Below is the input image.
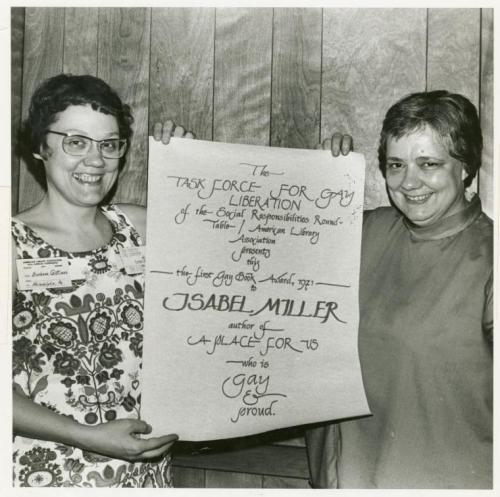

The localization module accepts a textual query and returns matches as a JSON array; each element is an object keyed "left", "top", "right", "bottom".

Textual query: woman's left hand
[
  {"left": 153, "top": 120, "right": 195, "bottom": 144},
  {"left": 317, "top": 132, "right": 353, "bottom": 157}
]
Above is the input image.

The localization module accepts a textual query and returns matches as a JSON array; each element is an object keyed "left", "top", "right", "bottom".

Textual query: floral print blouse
[{"left": 12, "top": 204, "right": 172, "bottom": 487}]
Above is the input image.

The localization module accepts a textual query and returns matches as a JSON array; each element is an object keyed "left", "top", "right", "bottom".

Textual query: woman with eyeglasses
[{"left": 11, "top": 74, "right": 192, "bottom": 487}]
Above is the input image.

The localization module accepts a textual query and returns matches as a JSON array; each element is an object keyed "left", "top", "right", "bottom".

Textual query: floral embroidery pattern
[
  {"left": 88, "top": 310, "right": 113, "bottom": 339},
  {"left": 48, "top": 320, "right": 77, "bottom": 348},
  {"left": 18, "top": 447, "right": 64, "bottom": 487},
  {"left": 88, "top": 254, "right": 111, "bottom": 274},
  {"left": 12, "top": 205, "right": 172, "bottom": 488},
  {"left": 120, "top": 301, "right": 143, "bottom": 330},
  {"left": 13, "top": 305, "right": 35, "bottom": 332}
]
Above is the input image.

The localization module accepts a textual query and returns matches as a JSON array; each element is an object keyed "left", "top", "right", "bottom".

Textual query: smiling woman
[
  {"left": 15, "top": 75, "right": 137, "bottom": 251},
  {"left": 384, "top": 126, "right": 467, "bottom": 227},
  {"left": 307, "top": 91, "right": 493, "bottom": 489},
  {"left": 36, "top": 106, "right": 122, "bottom": 209},
  {"left": 11, "top": 74, "right": 193, "bottom": 488},
  {"left": 379, "top": 91, "right": 482, "bottom": 229}
]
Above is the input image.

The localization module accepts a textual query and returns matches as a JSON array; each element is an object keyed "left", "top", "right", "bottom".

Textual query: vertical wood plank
[
  {"left": 98, "top": 7, "right": 151, "bottom": 206},
  {"left": 63, "top": 8, "right": 98, "bottom": 75},
  {"left": 172, "top": 466, "right": 206, "bottom": 487},
  {"left": 271, "top": 8, "right": 322, "bottom": 149},
  {"left": 427, "top": 9, "right": 480, "bottom": 104},
  {"left": 214, "top": 8, "right": 273, "bottom": 145},
  {"left": 205, "top": 470, "right": 262, "bottom": 488},
  {"left": 427, "top": 9, "right": 481, "bottom": 195},
  {"left": 11, "top": 7, "right": 25, "bottom": 215},
  {"left": 322, "top": 8, "right": 427, "bottom": 209},
  {"left": 19, "top": 8, "right": 65, "bottom": 212},
  {"left": 21, "top": 8, "right": 65, "bottom": 114},
  {"left": 479, "top": 8, "right": 493, "bottom": 218},
  {"left": 150, "top": 8, "right": 214, "bottom": 140}
]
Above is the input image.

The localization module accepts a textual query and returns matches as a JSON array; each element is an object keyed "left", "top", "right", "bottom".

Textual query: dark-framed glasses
[{"left": 47, "top": 130, "right": 128, "bottom": 159}]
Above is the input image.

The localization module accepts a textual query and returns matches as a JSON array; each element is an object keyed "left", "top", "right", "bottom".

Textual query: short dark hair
[
  {"left": 19, "top": 73, "right": 134, "bottom": 160},
  {"left": 378, "top": 90, "right": 482, "bottom": 188}
]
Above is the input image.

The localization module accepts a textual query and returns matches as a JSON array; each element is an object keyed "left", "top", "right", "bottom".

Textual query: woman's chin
[
  {"left": 63, "top": 183, "right": 113, "bottom": 206},
  {"left": 398, "top": 204, "right": 439, "bottom": 227}
]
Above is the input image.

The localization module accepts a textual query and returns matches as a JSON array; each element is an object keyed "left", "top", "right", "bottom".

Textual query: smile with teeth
[
  {"left": 404, "top": 192, "right": 433, "bottom": 203},
  {"left": 73, "top": 172, "right": 103, "bottom": 184}
]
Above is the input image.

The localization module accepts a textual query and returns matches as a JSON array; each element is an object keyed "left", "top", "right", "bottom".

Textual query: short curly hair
[
  {"left": 378, "top": 90, "right": 482, "bottom": 188},
  {"left": 19, "top": 73, "right": 134, "bottom": 161}
]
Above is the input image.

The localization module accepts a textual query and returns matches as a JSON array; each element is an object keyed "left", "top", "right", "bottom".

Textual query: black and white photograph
[{"left": 4, "top": 2, "right": 496, "bottom": 493}]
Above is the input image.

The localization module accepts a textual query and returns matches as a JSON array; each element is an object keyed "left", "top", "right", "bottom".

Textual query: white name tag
[
  {"left": 119, "top": 246, "right": 145, "bottom": 275},
  {"left": 17, "top": 258, "right": 72, "bottom": 290}
]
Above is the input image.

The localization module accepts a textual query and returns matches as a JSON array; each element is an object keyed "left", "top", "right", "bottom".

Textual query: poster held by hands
[{"left": 141, "top": 138, "right": 370, "bottom": 441}]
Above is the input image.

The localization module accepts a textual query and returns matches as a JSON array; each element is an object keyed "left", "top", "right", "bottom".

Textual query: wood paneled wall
[
  {"left": 9, "top": 7, "right": 495, "bottom": 488},
  {"left": 11, "top": 7, "right": 494, "bottom": 217}
]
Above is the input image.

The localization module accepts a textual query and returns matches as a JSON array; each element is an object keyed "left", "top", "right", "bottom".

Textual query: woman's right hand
[
  {"left": 317, "top": 132, "right": 353, "bottom": 157},
  {"left": 13, "top": 390, "right": 177, "bottom": 463},
  {"left": 81, "top": 419, "right": 178, "bottom": 462}
]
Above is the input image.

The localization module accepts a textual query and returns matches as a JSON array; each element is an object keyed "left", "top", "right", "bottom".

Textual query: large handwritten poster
[{"left": 141, "top": 138, "right": 370, "bottom": 440}]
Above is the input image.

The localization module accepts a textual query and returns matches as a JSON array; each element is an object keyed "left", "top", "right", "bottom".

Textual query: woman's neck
[
  {"left": 18, "top": 195, "right": 113, "bottom": 253},
  {"left": 46, "top": 194, "right": 100, "bottom": 224}
]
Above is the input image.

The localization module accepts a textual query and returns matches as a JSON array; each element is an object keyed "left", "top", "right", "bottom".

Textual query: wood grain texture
[
  {"left": 172, "top": 466, "right": 206, "bottom": 488},
  {"left": 479, "top": 8, "right": 494, "bottom": 218},
  {"left": 427, "top": 9, "right": 480, "bottom": 104},
  {"left": 322, "top": 8, "right": 427, "bottom": 209},
  {"left": 19, "top": 8, "right": 65, "bottom": 212},
  {"left": 11, "top": 7, "right": 25, "bottom": 215},
  {"left": 427, "top": 9, "right": 481, "bottom": 195},
  {"left": 98, "top": 7, "right": 151, "bottom": 206},
  {"left": 263, "top": 475, "right": 309, "bottom": 488},
  {"left": 150, "top": 8, "right": 214, "bottom": 140},
  {"left": 173, "top": 444, "right": 309, "bottom": 478},
  {"left": 271, "top": 8, "right": 322, "bottom": 149},
  {"left": 205, "top": 470, "right": 262, "bottom": 488},
  {"left": 214, "top": 8, "right": 273, "bottom": 145},
  {"left": 63, "top": 8, "right": 98, "bottom": 75}
]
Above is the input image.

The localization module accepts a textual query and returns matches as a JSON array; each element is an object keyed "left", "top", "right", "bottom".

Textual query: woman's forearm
[
  {"left": 13, "top": 390, "right": 89, "bottom": 449},
  {"left": 13, "top": 390, "right": 178, "bottom": 461}
]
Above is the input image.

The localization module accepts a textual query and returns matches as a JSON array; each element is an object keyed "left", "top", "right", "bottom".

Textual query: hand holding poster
[{"left": 141, "top": 138, "right": 370, "bottom": 440}]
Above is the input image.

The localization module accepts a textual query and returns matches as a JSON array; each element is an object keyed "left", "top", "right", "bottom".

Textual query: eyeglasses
[{"left": 47, "top": 130, "right": 128, "bottom": 159}]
